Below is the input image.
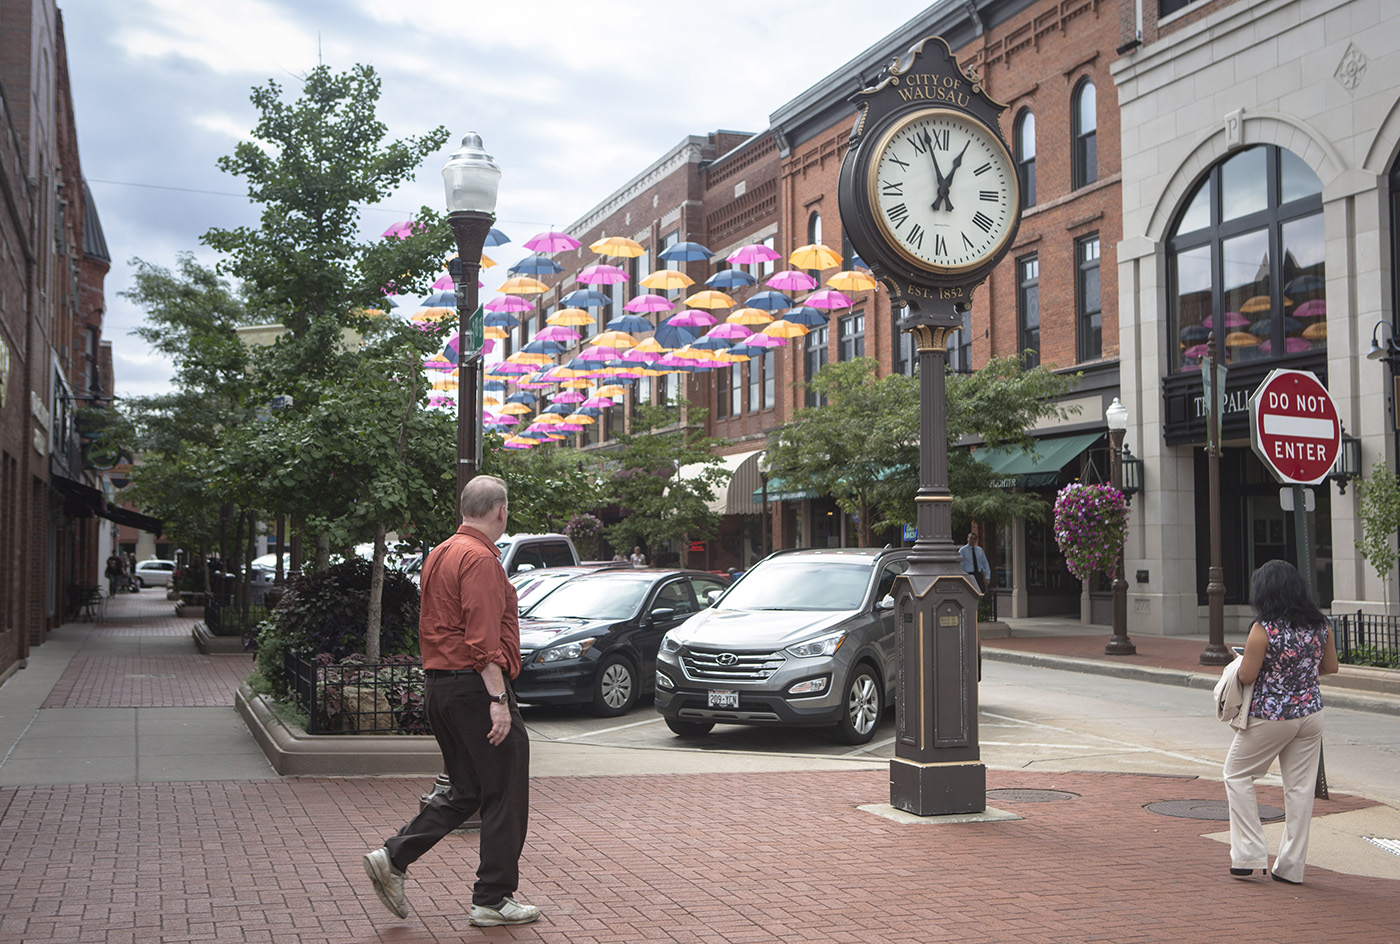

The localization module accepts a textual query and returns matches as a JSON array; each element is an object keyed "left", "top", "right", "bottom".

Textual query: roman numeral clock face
[{"left": 867, "top": 108, "right": 1018, "bottom": 275}]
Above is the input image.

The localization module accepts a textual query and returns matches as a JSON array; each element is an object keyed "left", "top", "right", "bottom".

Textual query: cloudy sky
[{"left": 62, "top": 0, "right": 933, "bottom": 397}]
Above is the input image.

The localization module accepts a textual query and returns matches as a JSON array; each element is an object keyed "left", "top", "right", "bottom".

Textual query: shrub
[{"left": 247, "top": 557, "right": 420, "bottom": 698}]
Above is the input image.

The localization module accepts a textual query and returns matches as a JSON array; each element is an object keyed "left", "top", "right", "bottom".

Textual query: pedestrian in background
[
  {"left": 362, "top": 475, "right": 539, "bottom": 927},
  {"left": 958, "top": 532, "right": 991, "bottom": 594},
  {"left": 629, "top": 546, "right": 646, "bottom": 568},
  {"left": 1223, "top": 559, "right": 1338, "bottom": 884},
  {"left": 105, "top": 553, "right": 125, "bottom": 596}
]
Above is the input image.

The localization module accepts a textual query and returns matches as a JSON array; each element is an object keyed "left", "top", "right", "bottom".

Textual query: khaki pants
[{"left": 1223, "top": 710, "right": 1324, "bottom": 882}]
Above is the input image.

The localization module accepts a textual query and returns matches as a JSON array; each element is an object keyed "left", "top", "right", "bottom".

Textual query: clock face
[{"left": 866, "top": 108, "right": 1019, "bottom": 274}]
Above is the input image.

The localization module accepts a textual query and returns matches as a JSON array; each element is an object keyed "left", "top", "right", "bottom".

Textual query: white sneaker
[
  {"left": 469, "top": 896, "right": 541, "bottom": 926},
  {"left": 362, "top": 848, "right": 408, "bottom": 919}
]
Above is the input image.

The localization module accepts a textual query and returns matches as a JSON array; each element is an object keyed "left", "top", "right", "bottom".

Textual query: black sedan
[{"left": 513, "top": 568, "right": 731, "bottom": 717}]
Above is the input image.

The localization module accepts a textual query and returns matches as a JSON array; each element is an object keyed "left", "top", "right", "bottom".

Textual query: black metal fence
[
  {"left": 284, "top": 653, "right": 431, "bottom": 735},
  {"left": 1328, "top": 611, "right": 1400, "bottom": 668},
  {"left": 204, "top": 594, "right": 273, "bottom": 637}
]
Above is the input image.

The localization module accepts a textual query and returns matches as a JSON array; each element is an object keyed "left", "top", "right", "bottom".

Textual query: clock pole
[{"left": 836, "top": 36, "right": 1019, "bottom": 816}]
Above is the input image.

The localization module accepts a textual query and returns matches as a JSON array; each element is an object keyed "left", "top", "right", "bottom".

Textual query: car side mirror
[
  {"left": 514, "top": 563, "right": 535, "bottom": 573},
  {"left": 703, "top": 589, "right": 723, "bottom": 605},
  {"left": 876, "top": 595, "right": 895, "bottom": 612},
  {"left": 648, "top": 607, "right": 677, "bottom": 625}
]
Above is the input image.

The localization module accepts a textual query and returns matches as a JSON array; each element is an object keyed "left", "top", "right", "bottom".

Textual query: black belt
[{"left": 425, "top": 668, "right": 478, "bottom": 678}]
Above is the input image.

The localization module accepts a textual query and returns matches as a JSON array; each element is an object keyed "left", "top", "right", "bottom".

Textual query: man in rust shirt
[{"left": 363, "top": 475, "right": 539, "bottom": 928}]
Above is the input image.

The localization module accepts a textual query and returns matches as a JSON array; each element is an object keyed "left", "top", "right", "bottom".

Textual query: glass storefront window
[
  {"left": 1171, "top": 245, "right": 1213, "bottom": 373},
  {"left": 1281, "top": 214, "right": 1326, "bottom": 355},
  {"left": 1220, "top": 147, "right": 1268, "bottom": 222},
  {"left": 1222, "top": 228, "right": 1270, "bottom": 364}
]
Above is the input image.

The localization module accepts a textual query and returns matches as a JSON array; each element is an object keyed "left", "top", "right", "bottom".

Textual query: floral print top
[{"left": 1248, "top": 619, "right": 1328, "bottom": 720}]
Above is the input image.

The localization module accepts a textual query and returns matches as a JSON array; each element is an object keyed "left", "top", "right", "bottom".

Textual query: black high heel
[
  {"left": 1230, "top": 868, "right": 1254, "bottom": 878},
  {"left": 1272, "top": 873, "right": 1301, "bottom": 885}
]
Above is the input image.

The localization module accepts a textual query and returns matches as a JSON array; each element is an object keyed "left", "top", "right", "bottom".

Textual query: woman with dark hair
[{"left": 1223, "top": 559, "right": 1338, "bottom": 884}]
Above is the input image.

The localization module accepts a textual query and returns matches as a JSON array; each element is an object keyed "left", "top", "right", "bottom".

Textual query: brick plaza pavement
[{"left": 0, "top": 591, "right": 1395, "bottom": 943}]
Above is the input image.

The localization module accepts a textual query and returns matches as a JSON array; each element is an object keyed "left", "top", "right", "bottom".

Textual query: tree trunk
[
  {"left": 316, "top": 533, "right": 330, "bottom": 571},
  {"left": 366, "top": 523, "right": 386, "bottom": 662}
]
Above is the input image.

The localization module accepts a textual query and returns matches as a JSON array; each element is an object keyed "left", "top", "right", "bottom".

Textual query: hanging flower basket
[{"left": 1053, "top": 483, "right": 1129, "bottom": 581}]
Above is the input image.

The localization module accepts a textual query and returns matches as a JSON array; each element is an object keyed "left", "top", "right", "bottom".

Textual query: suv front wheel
[
  {"left": 831, "top": 665, "right": 883, "bottom": 745},
  {"left": 665, "top": 718, "right": 714, "bottom": 738}
]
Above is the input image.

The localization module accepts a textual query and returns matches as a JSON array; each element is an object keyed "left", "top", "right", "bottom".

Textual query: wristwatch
[{"left": 488, "top": 690, "right": 509, "bottom": 704}]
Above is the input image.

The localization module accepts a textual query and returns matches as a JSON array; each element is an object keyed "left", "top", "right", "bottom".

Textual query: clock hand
[
  {"left": 925, "top": 132, "right": 946, "bottom": 196},
  {"left": 935, "top": 141, "right": 972, "bottom": 212}
]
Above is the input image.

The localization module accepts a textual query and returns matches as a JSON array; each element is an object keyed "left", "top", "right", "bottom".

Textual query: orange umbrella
[
  {"left": 1225, "top": 331, "right": 1260, "bottom": 347},
  {"left": 728, "top": 307, "right": 774, "bottom": 325},
  {"left": 789, "top": 243, "right": 843, "bottom": 270},
  {"left": 589, "top": 236, "right": 645, "bottom": 258},
  {"left": 631, "top": 337, "right": 668, "bottom": 355},
  {"left": 595, "top": 384, "right": 627, "bottom": 397},
  {"left": 497, "top": 276, "right": 548, "bottom": 294},
  {"left": 548, "top": 308, "right": 595, "bottom": 326},
  {"left": 482, "top": 326, "right": 508, "bottom": 340},
  {"left": 640, "top": 269, "right": 694, "bottom": 290},
  {"left": 762, "top": 320, "right": 809, "bottom": 338},
  {"left": 565, "top": 413, "right": 596, "bottom": 425},
  {"left": 686, "top": 289, "right": 736, "bottom": 310},
  {"left": 826, "top": 269, "right": 876, "bottom": 292},
  {"left": 409, "top": 306, "right": 455, "bottom": 323},
  {"left": 498, "top": 402, "right": 533, "bottom": 415},
  {"left": 508, "top": 351, "right": 554, "bottom": 365},
  {"left": 1302, "top": 322, "right": 1327, "bottom": 340},
  {"left": 590, "top": 330, "right": 638, "bottom": 348}
]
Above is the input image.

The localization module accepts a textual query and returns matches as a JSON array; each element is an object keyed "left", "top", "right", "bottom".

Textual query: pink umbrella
[
  {"left": 524, "top": 231, "right": 581, "bottom": 253},
  {"left": 728, "top": 242, "right": 782, "bottom": 266},
  {"left": 1294, "top": 299, "right": 1326, "bottom": 318},
  {"left": 431, "top": 273, "right": 455, "bottom": 290},
  {"left": 1258, "top": 337, "right": 1312, "bottom": 354},
  {"left": 670, "top": 309, "right": 717, "bottom": 327},
  {"left": 428, "top": 395, "right": 454, "bottom": 408},
  {"left": 743, "top": 332, "right": 787, "bottom": 348},
  {"left": 1202, "top": 312, "right": 1249, "bottom": 329},
  {"left": 551, "top": 390, "right": 587, "bottom": 404},
  {"left": 707, "top": 322, "right": 753, "bottom": 340},
  {"left": 578, "top": 263, "right": 629, "bottom": 285},
  {"left": 534, "top": 325, "right": 580, "bottom": 343},
  {"left": 580, "top": 396, "right": 615, "bottom": 409},
  {"left": 767, "top": 270, "right": 818, "bottom": 292},
  {"left": 625, "top": 293, "right": 673, "bottom": 313},
  {"left": 805, "top": 289, "right": 853, "bottom": 310},
  {"left": 486, "top": 295, "right": 533, "bottom": 313},
  {"left": 577, "top": 345, "right": 624, "bottom": 362},
  {"left": 1182, "top": 343, "right": 1210, "bottom": 359},
  {"left": 381, "top": 221, "right": 423, "bottom": 240},
  {"left": 493, "top": 360, "right": 538, "bottom": 374},
  {"left": 424, "top": 355, "right": 455, "bottom": 371}
]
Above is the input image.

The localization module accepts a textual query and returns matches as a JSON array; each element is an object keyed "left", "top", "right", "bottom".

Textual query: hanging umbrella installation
[
  {"left": 524, "top": 231, "right": 581, "bottom": 253},
  {"left": 727, "top": 242, "right": 782, "bottom": 266},
  {"left": 548, "top": 308, "right": 596, "bottom": 326},
  {"left": 789, "top": 243, "right": 843, "bottom": 270},
  {"left": 826, "top": 270, "right": 877, "bottom": 292},
  {"left": 589, "top": 236, "right": 645, "bottom": 258},
  {"left": 669, "top": 309, "right": 718, "bottom": 327},
  {"left": 498, "top": 276, "right": 549, "bottom": 295},
  {"left": 779, "top": 306, "right": 828, "bottom": 327},
  {"left": 508, "top": 254, "right": 565, "bottom": 276},
  {"left": 484, "top": 228, "right": 511, "bottom": 247},
  {"left": 746, "top": 290, "right": 795, "bottom": 311},
  {"left": 766, "top": 270, "right": 818, "bottom": 292},
  {"left": 805, "top": 289, "right": 853, "bottom": 310},
  {"left": 657, "top": 241, "right": 713, "bottom": 263},
  {"left": 603, "top": 314, "right": 656, "bottom": 334},
  {"left": 728, "top": 307, "right": 774, "bottom": 325},
  {"left": 578, "top": 264, "right": 629, "bottom": 285},
  {"left": 624, "top": 293, "right": 673, "bottom": 313},
  {"left": 685, "top": 290, "right": 735, "bottom": 310},
  {"left": 706, "top": 269, "right": 757, "bottom": 289},
  {"left": 485, "top": 295, "right": 532, "bottom": 313},
  {"left": 560, "top": 288, "right": 612, "bottom": 308},
  {"left": 640, "top": 269, "right": 695, "bottom": 291}
]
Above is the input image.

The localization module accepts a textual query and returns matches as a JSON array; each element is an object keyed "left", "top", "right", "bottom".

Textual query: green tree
[
  {"left": 766, "top": 357, "right": 1079, "bottom": 546},
  {"left": 482, "top": 440, "right": 604, "bottom": 536},
  {"left": 601, "top": 403, "right": 729, "bottom": 565},
  {"left": 1356, "top": 461, "right": 1400, "bottom": 601}
]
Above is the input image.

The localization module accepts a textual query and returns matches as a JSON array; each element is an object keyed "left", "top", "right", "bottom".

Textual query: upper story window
[
  {"left": 807, "top": 212, "right": 822, "bottom": 246},
  {"left": 838, "top": 312, "right": 865, "bottom": 361},
  {"left": 1015, "top": 109, "right": 1036, "bottom": 209},
  {"left": 1167, "top": 145, "right": 1325, "bottom": 375},
  {"left": 1072, "top": 79, "right": 1097, "bottom": 189},
  {"left": 1077, "top": 234, "right": 1102, "bottom": 361},
  {"left": 1160, "top": 0, "right": 1202, "bottom": 15},
  {"left": 1018, "top": 255, "right": 1040, "bottom": 369},
  {"left": 805, "top": 324, "right": 829, "bottom": 406}
]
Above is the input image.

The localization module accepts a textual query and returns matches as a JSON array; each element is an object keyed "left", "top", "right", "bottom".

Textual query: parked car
[
  {"left": 511, "top": 562, "right": 631, "bottom": 616},
  {"left": 133, "top": 559, "right": 177, "bottom": 588},
  {"left": 654, "top": 547, "right": 910, "bottom": 745},
  {"left": 495, "top": 533, "right": 579, "bottom": 575},
  {"left": 514, "top": 568, "right": 731, "bottom": 717}
]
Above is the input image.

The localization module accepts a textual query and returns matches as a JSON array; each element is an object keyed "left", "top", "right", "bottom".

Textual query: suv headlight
[
  {"left": 659, "top": 632, "right": 682, "bottom": 654},
  {"left": 537, "top": 637, "right": 595, "bottom": 663},
  {"left": 786, "top": 632, "right": 845, "bottom": 658}
]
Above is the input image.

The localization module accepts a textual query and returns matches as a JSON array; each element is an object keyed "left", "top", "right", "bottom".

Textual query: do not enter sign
[{"left": 1248, "top": 369, "right": 1340, "bottom": 485}]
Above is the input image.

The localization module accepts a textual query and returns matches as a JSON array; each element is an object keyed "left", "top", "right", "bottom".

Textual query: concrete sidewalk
[{"left": 0, "top": 591, "right": 1396, "bottom": 944}]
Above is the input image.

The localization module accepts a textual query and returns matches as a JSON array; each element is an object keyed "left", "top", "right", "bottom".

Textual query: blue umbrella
[
  {"left": 603, "top": 314, "right": 656, "bottom": 334},
  {"left": 508, "top": 254, "right": 564, "bottom": 276},
  {"left": 483, "top": 380, "right": 507, "bottom": 392},
  {"left": 484, "top": 227, "right": 511, "bottom": 248},
  {"left": 747, "top": 290, "right": 795, "bottom": 311},
  {"left": 653, "top": 315, "right": 701, "bottom": 349},
  {"left": 483, "top": 311, "right": 521, "bottom": 328},
  {"left": 691, "top": 334, "right": 733, "bottom": 350},
  {"left": 779, "top": 306, "right": 828, "bottom": 327},
  {"left": 725, "top": 344, "right": 759, "bottom": 360},
  {"left": 505, "top": 392, "right": 536, "bottom": 405},
  {"left": 522, "top": 339, "right": 565, "bottom": 355},
  {"left": 657, "top": 241, "right": 713, "bottom": 263},
  {"left": 706, "top": 269, "right": 757, "bottom": 289},
  {"left": 560, "top": 288, "right": 611, "bottom": 308},
  {"left": 422, "top": 290, "right": 458, "bottom": 307},
  {"left": 542, "top": 403, "right": 574, "bottom": 415}
]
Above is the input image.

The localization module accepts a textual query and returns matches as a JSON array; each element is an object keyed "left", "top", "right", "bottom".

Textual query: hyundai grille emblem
[{"left": 716, "top": 653, "right": 739, "bottom": 665}]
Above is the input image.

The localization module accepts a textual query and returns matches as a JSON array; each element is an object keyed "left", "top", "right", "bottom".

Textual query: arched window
[
  {"left": 1014, "top": 109, "right": 1036, "bottom": 208},
  {"left": 807, "top": 211, "right": 822, "bottom": 247},
  {"left": 1072, "top": 79, "right": 1097, "bottom": 189},
  {"left": 1166, "top": 145, "right": 1324, "bottom": 375}
]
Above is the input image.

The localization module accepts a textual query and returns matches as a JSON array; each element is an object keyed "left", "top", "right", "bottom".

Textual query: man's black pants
[{"left": 383, "top": 673, "right": 530, "bottom": 906}]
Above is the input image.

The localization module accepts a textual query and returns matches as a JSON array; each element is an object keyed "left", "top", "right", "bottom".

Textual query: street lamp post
[
  {"left": 441, "top": 133, "right": 501, "bottom": 502},
  {"left": 1200, "top": 341, "right": 1232, "bottom": 666},
  {"left": 1104, "top": 397, "right": 1136, "bottom": 656}
]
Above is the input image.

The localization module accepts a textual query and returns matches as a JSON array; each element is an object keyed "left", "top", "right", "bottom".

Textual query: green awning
[
  {"left": 752, "top": 476, "right": 818, "bottom": 503},
  {"left": 970, "top": 432, "right": 1103, "bottom": 489}
]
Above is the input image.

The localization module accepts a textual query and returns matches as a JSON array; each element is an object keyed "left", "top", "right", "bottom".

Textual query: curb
[
  {"left": 192, "top": 623, "right": 246, "bottom": 655},
  {"left": 981, "top": 648, "right": 1400, "bottom": 716},
  {"left": 235, "top": 684, "right": 443, "bottom": 776}
]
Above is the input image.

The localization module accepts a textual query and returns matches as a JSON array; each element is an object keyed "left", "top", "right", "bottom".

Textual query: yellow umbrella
[
  {"left": 498, "top": 402, "right": 534, "bottom": 415},
  {"left": 565, "top": 412, "right": 596, "bottom": 425},
  {"left": 482, "top": 395, "right": 502, "bottom": 406},
  {"left": 480, "top": 252, "right": 496, "bottom": 269},
  {"left": 548, "top": 308, "right": 595, "bottom": 326},
  {"left": 826, "top": 269, "right": 877, "bottom": 292},
  {"left": 686, "top": 289, "right": 736, "bottom": 310},
  {"left": 631, "top": 337, "right": 668, "bottom": 355},
  {"left": 563, "top": 378, "right": 592, "bottom": 388},
  {"left": 789, "top": 243, "right": 843, "bottom": 270},
  {"left": 589, "top": 236, "right": 645, "bottom": 258},
  {"left": 595, "top": 384, "right": 627, "bottom": 397},
  {"left": 483, "top": 326, "right": 508, "bottom": 340},
  {"left": 508, "top": 351, "right": 555, "bottom": 365},
  {"left": 497, "top": 276, "right": 548, "bottom": 294},
  {"left": 532, "top": 413, "right": 566, "bottom": 426},
  {"left": 410, "top": 306, "right": 455, "bottom": 322},
  {"left": 728, "top": 307, "right": 774, "bottom": 325},
  {"left": 504, "top": 435, "right": 536, "bottom": 447},
  {"left": 763, "top": 320, "right": 809, "bottom": 338},
  {"left": 711, "top": 350, "right": 749, "bottom": 364},
  {"left": 1225, "top": 331, "right": 1260, "bottom": 347},
  {"left": 641, "top": 269, "right": 695, "bottom": 290},
  {"left": 429, "top": 377, "right": 458, "bottom": 392},
  {"left": 590, "top": 330, "right": 638, "bottom": 348},
  {"left": 1302, "top": 322, "right": 1327, "bottom": 340}
]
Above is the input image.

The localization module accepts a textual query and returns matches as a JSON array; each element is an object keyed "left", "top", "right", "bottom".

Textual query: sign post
[{"left": 1248, "top": 369, "right": 1341, "bottom": 600}]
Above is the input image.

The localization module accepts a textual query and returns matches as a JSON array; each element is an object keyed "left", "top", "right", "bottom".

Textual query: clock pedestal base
[{"left": 891, "top": 758, "right": 986, "bottom": 816}]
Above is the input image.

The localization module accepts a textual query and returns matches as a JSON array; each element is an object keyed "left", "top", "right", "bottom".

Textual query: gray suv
[{"left": 654, "top": 547, "right": 909, "bottom": 745}]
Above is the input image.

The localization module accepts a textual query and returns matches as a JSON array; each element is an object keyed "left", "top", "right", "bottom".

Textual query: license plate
[{"left": 707, "top": 690, "right": 739, "bottom": 708}]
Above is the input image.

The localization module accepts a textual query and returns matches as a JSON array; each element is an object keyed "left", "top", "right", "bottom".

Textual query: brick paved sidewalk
[{"left": 0, "top": 769, "right": 1391, "bottom": 944}]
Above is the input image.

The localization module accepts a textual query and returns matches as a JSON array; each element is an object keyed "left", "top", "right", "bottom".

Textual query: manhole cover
[
  {"left": 1364, "top": 837, "right": 1400, "bottom": 858},
  {"left": 986, "top": 789, "right": 1078, "bottom": 803},
  {"left": 1145, "top": 799, "right": 1283, "bottom": 822}
]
